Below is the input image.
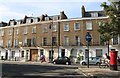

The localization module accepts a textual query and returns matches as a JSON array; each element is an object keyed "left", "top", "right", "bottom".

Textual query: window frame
[
  {"left": 63, "top": 23, "right": 69, "bottom": 31},
  {"left": 74, "top": 22, "right": 80, "bottom": 30},
  {"left": 86, "top": 21, "right": 92, "bottom": 30},
  {"left": 32, "top": 26, "right": 36, "bottom": 33}
]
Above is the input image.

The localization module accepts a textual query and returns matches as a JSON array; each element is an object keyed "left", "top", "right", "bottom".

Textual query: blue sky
[{"left": 0, "top": 0, "right": 109, "bottom": 22}]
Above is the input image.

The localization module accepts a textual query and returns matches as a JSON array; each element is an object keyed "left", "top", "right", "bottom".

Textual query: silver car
[{"left": 80, "top": 57, "right": 101, "bottom": 65}]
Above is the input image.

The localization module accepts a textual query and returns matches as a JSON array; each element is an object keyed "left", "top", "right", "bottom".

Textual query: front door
[
  {"left": 30, "top": 49, "right": 38, "bottom": 61},
  {"left": 49, "top": 50, "right": 54, "bottom": 62}
]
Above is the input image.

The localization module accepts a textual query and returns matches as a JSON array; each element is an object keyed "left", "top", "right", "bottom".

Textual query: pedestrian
[{"left": 40, "top": 55, "right": 46, "bottom": 63}]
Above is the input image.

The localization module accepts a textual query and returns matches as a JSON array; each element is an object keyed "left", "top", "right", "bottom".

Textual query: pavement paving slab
[{"left": 79, "top": 66, "right": 120, "bottom": 78}]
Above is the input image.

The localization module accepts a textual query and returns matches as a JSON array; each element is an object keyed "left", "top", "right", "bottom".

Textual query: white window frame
[
  {"left": 74, "top": 22, "right": 80, "bottom": 30},
  {"left": 24, "top": 27, "right": 28, "bottom": 34},
  {"left": 52, "top": 24, "right": 57, "bottom": 32},
  {"left": 8, "top": 29, "right": 12, "bottom": 35},
  {"left": 14, "top": 39, "right": 18, "bottom": 47},
  {"left": 16, "top": 28, "right": 19, "bottom": 35},
  {"left": 0, "top": 40, "right": 3, "bottom": 46},
  {"left": 43, "top": 26, "right": 48, "bottom": 33},
  {"left": 64, "top": 36, "right": 69, "bottom": 45},
  {"left": 75, "top": 36, "right": 80, "bottom": 45},
  {"left": 17, "top": 21, "right": 21, "bottom": 25},
  {"left": 86, "top": 21, "right": 92, "bottom": 30},
  {"left": 31, "top": 37, "right": 36, "bottom": 46},
  {"left": 33, "top": 18, "right": 38, "bottom": 23},
  {"left": 91, "top": 13, "right": 98, "bottom": 17},
  {"left": 32, "top": 26, "right": 36, "bottom": 33},
  {"left": 45, "top": 17, "right": 49, "bottom": 21},
  {"left": 64, "top": 23, "right": 69, "bottom": 31},
  {"left": 8, "top": 39, "right": 11, "bottom": 47},
  {"left": 26, "top": 19, "right": 31, "bottom": 24},
  {"left": 10, "top": 21, "right": 14, "bottom": 26},
  {"left": 1, "top": 30, "right": 4, "bottom": 36},
  {"left": 23, "top": 37, "right": 27, "bottom": 46}
]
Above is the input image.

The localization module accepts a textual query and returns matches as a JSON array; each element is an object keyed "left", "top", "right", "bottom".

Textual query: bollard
[{"left": 110, "top": 49, "right": 118, "bottom": 70}]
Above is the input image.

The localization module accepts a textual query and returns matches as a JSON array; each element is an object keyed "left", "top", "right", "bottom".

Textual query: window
[
  {"left": 113, "top": 35, "right": 118, "bottom": 45},
  {"left": 43, "top": 37, "right": 47, "bottom": 46},
  {"left": 0, "top": 40, "right": 3, "bottom": 47},
  {"left": 1, "top": 30, "right": 4, "bottom": 36},
  {"left": 17, "top": 21, "right": 21, "bottom": 25},
  {"left": 96, "top": 49, "right": 102, "bottom": 57},
  {"left": 52, "top": 24, "right": 57, "bottom": 32},
  {"left": 63, "top": 36, "right": 69, "bottom": 46},
  {"left": 10, "top": 21, "right": 14, "bottom": 26},
  {"left": 33, "top": 18, "right": 38, "bottom": 23},
  {"left": 64, "top": 23, "right": 69, "bottom": 31},
  {"left": 91, "top": 13, "right": 98, "bottom": 17},
  {"left": 22, "top": 51, "right": 24, "bottom": 57},
  {"left": 11, "top": 51, "right": 15, "bottom": 58},
  {"left": 86, "top": 22, "right": 92, "bottom": 30},
  {"left": 31, "top": 37, "right": 36, "bottom": 46},
  {"left": 74, "top": 22, "right": 80, "bottom": 30},
  {"left": 75, "top": 36, "right": 80, "bottom": 45},
  {"left": 8, "top": 29, "right": 12, "bottom": 35},
  {"left": 52, "top": 37, "right": 57, "bottom": 46},
  {"left": 23, "top": 37, "right": 27, "bottom": 46},
  {"left": 16, "top": 28, "right": 19, "bottom": 35},
  {"left": 45, "top": 17, "right": 49, "bottom": 21},
  {"left": 32, "top": 26, "right": 36, "bottom": 33},
  {"left": 27, "top": 39, "right": 31, "bottom": 47},
  {"left": 40, "top": 49, "right": 44, "bottom": 56},
  {"left": 43, "top": 27, "right": 48, "bottom": 33},
  {"left": 14, "top": 39, "right": 18, "bottom": 47},
  {"left": 26, "top": 19, "right": 31, "bottom": 24},
  {"left": 8, "top": 39, "right": 11, "bottom": 47},
  {"left": 24, "top": 27, "right": 28, "bottom": 34}
]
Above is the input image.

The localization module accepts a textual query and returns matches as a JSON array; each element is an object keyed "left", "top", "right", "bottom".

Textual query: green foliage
[{"left": 98, "top": 1, "right": 120, "bottom": 43}]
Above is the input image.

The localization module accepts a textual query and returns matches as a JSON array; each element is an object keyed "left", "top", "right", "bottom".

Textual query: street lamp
[
  {"left": 58, "top": 22, "right": 60, "bottom": 58},
  {"left": 85, "top": 32, "right": 92, "bottom": 68},
  {"left": 49, "top": 22, "right": 54, "bottom": 62}
]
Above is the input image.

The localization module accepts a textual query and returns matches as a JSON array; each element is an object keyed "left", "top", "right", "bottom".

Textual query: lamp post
[
  {"left": 85, "top": 32, "right": 92, "bottom": 68},
  {"left": 49, "top": 22, "right": 54, "bottom": 62},
  {"left": 58, "top": 22, "right": 60, "bottom": 58}
]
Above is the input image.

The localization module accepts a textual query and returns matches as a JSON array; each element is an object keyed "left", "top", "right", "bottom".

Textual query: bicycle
[{"left": 99, "top": 59, "right": 110, "bottom": 68}]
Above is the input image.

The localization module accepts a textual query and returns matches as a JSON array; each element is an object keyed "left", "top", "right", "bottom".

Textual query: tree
[{"left": 98, "top": 1, "right": 120, "bottom": 55}]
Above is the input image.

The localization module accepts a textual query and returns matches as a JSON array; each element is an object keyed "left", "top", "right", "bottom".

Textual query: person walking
[{"left": 40, "top": 55, "right": 46, "bottom": 63}]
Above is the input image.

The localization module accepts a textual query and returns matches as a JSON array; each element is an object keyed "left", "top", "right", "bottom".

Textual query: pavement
[
  {"left": 1, "top": 61, "right": 120, "bottom": 78},
  {"left": 79, "top": 65, "right": 120, "bottom": 78}
]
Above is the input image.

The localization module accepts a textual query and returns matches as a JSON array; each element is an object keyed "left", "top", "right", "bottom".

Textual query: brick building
[{"left": 0, "top": 6, "right": 119, "bottom": 63}]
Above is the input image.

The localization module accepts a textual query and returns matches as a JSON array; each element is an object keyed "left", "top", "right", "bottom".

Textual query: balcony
[
  {"left": 41, "top": 43, "right": 57, "bottom": 46},
  {"left": 61, "top": 42, "right": 84, "bottom": 46}
]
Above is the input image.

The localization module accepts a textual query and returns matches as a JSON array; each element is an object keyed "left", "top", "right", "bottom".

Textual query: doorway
[
  {"left": 30, "top": 49, "right": 38, "bottom": 61},
  {"left": 49, "top": 50, "right": 54, "bottom": 62}
]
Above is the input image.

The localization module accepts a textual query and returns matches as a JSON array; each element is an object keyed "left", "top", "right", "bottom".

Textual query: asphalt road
[{"left": 0, "top": 61, "right": 86, "bottom": 78}]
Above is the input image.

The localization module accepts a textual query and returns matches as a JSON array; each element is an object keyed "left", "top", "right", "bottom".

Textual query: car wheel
[
  {"left": 53, "top": 61, "right": 56, "bottom": 64},
  {"left": 66, "top": 62, "right": 69, "bottom": 65},
  {"left": 96, "top": 62, "right": 100, "bottom": 66},
  {"left": 82, "top": 62, "right": 86, "bottom": 65}
]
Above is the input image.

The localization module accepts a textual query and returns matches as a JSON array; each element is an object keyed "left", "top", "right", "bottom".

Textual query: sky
[{"left": 0, "top": 0, "right": 110, "bottom": 22}]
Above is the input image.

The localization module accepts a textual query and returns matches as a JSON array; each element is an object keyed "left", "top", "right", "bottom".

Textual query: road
[{"left": 0, "top": 61, "right": 86, "bottom": 78}]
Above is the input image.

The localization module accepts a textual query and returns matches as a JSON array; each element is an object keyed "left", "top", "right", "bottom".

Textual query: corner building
[{"left": 0, "top": 6, "right": 120, "bottom": 63}]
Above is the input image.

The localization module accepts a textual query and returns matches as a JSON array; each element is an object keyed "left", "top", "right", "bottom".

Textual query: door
[
  {"left": 49, "top": 50, "right": 54, "bottom": 62},
  {"left": 30, "top": 49, "right": 38, "bottom": 61},
  {"left": 5, "top": 52, "right": 8, "bottom": 60},
  {"left": 61, "top": 49, "right": 65, "bottom": 57}
]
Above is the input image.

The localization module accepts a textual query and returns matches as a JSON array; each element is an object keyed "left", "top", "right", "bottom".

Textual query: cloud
[{"left": 0, "top": 4, "right": 25, "bottom": 22}]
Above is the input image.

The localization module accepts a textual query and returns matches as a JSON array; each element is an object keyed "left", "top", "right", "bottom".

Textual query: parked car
[
  {"left": 52, "top": 57, "right": 71, "bottom": 65},
  {"left": 80, "top": 57, "right": 101, "bottom": 65}
]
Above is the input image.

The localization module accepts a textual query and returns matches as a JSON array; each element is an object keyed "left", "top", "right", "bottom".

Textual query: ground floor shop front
[{"left": 0, "top": 45, "right": 120, "bottom": 63}]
